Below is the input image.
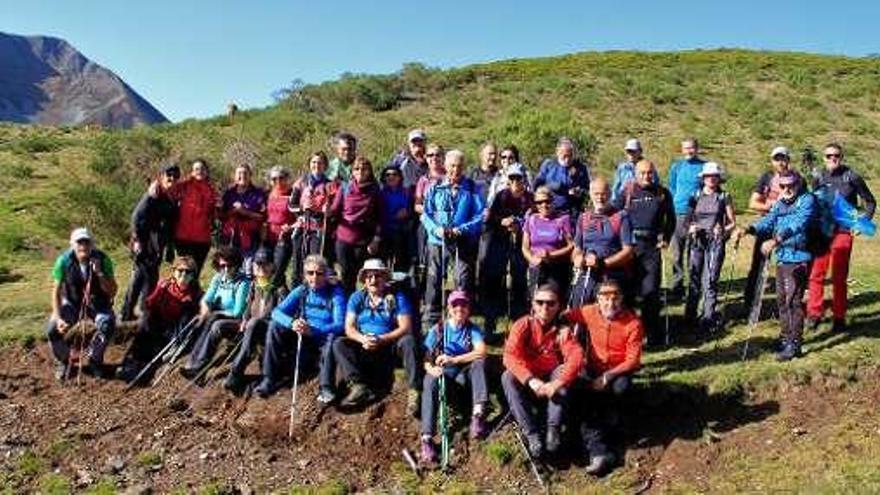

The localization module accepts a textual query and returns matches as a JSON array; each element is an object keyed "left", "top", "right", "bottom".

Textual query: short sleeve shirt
[
  {"left": 52, "top": 251, "right": 114, "bottom": 282},
  {"left": 346, "top": 290, "right": 412, "bottom": 336},
  {"left": 423, "top": 320, "right": 484, "bottom": 357}
]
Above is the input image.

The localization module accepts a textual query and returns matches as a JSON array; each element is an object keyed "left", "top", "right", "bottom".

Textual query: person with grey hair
[
  {"left": 420, "top": 149, "right": 485, "bottom": 330},
  {"left": 533, "top": 137, "right": 590, "bottom": 223},
  {"left": 387, "top": 128, "right": 429, "bottom": 192}
]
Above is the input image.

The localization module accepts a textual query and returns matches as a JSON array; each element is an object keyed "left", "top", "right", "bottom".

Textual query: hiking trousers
[
  {"left": 669, "top": 214, "right": 690, "bottom": 293},
  {"left": 45, "top": 303, "right": 115, "bottom": 365},
  {"left": 120, "top": 255, "right": 160, "bottom": 321},
  {"left": 479, "top": 231, "right": 528, "bottom": 334},
  {"left": 634, "top": 242, "right": 663, "bottom": 344},
  {"left": 333, "top": 334, "right": 420, "bottom": 391},
  {"left": 422, "top": 238, "right": 477, "bottom": 330},
  {"left": 686, "top": 234, "right": 725, "bottom": 327},
  {"left": 421, "top": 359, "right": 488, "bottom": 436},
  {"left": 777, "top": 262, "right": 808, "bottom": 346},
  {"left": 261, "top": 321, "right": 337, "bottom": 391},
  {"left": 576, "top": 373, "right": 632, "bottom": 458},
  {"left": 186, "top": 316, "right": 241, "bottom": 371},
  {"left": 807, "top": 231, "right": 853, "bottom": 321},
  {"left": 501, "top": 367, "right": 570, "bottom": 437}
]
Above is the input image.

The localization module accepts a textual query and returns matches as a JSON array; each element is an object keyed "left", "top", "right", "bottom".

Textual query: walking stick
[
  {"left": 288, "top": 330, "right": 303, "bottom": 439},
  {"left": 662, "top": 253, "right": 670, "bottom": 345},
  {"left": 506, "top": 230, "right": 515, "bottom": 321},
  {"left": 741, "top": 253, "right": 771, "bottom": 361},
  {"left": 720, "top": 236, "right": 741, "bottom": 330},
  {"left": 126, "top": 317, "right": 199, "bottom": 391},
  {"left": 65, "top": 268, "right": 94, "bottom": 385},
  {"left": 438, "top": 232, "right": 450, "bottom": 470},
  {"left": 514, "top": 425, "right": 549, "bottom": 492}
]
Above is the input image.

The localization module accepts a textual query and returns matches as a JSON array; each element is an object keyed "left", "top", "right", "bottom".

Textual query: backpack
[
  {"left": 808, "top": 186, "right": 835, "bottom": 255},
  {"left": 578, "top": 209, "right": 624, "bottom": 239}
]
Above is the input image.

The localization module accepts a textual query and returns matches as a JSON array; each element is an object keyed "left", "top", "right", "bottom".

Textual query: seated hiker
[
  {"left": 180, "top": 246, "right": 251, "bottom": 379},
  {"left": 737, "top": 172, "right": 816, "bottom": 361},
  {"left": 418, "top": 290, "right": 489, "bottom": 465},
  {"left": 333, "top": 259, "right": 420, "bottom": 413},
  {"left": 256, "top": 255, "right": 346, "bottom": 401},
  {"left": 222, "top": 250, "right": 287, "bottom": 394},
  {"left": 502, "top": 283, "right": 585, "bottom": 459},
  {"left": 116, "top": 256, "right": 202, "bottom": 384},
  {"left": 46, "top": 228, "right": 119, "bottom": 380},
  {"left": 563, "top": 279, "right": 643, "bottom": 476}
]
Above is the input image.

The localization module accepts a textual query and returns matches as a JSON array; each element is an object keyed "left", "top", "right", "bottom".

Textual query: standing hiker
[
  {"left": 745, "top": 146, "right": 800, "bottom": 308},
  {"left": 264, "top": 165, "right": 297, "bottom": 288},
  {"left": 46, "top": 228, "right": 118, "bottom": 380},
  {"left": 120, "top": 164, "right": 180, "bottom": 322},
  {"left": 327, "top": 132, "right": 357, "bottom": 184},
  {"left": 487, "top": 145, "right": 533, "bottom": 207},
  {"left": 418, "top": 290, "right": 489, "bottom": 465},
  {"left": 328, "top": 156, "right": 382, "bottom": 293},
  {"left": 420, "top": 149, "right": 485, "bottom": 330},
  {"left": 667, "top": 138, "right": 707, "bottom": 298},
  {"left": 610, "top": 138, "right": 659, "bottom": 202},
  {"left": 522, "top": 186, "right": 574, "bottom": 296},
  {"left": 615, "top": 160, "right": 675, "bottom": 347},
  {"left": 333, "top": 259, "right": 420, "bottom": 414},
  {"left": 571, "top": 178, "right": 635, "bottom": 304},
  {"left": 173, "top": 159, "right": 218, "bottom": 276},
  {"left": 180, "top": 246, "right": 251, "bottom": 379},
  {"left": 116, "top": 256, "right": 201, "bottom": 384},
  {"left": 220, "top": 164, "right": 267, "bottom": 273},
  {"left": 414, "top": 143, "right": 446, "bottom": 291},
  {"left": 260, "top": 255, "right": 346, "bottom": 402},
  {"left": 379, "top": 165, "right": 414, "bottom": 273},
  {"left": 533, "top": 137, "right": 590, "bottom": 224},
  {"left": 738, "top": 172, "right": 816, "bottom": 360},
  {"left": 469, "top": 142, "right": 499, "bottom": 205},
  {"left": 806, "top": 143, "right": 876, "bottom": 332},
  {"left": 502, "top": 283, "right": 585, "bottom": 459},
  {"left": 388, "top": 129, "right": 429, "bottom": 193},
  {"left": 223, "top": 250, "right": 288, "bottom": 395},
  {"left": 684, "top": 162, "right": 737, "bottom": 333}
]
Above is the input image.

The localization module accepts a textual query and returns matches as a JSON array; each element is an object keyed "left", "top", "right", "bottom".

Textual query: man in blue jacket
[
  {"left": 533, "top": 137, "right": 590, "bottom": 223},
  {"left": 738, "top": 173, "right": 816, "bottom": 361},
  {"left": 421, "top": 149, "right": 485, "bottom": 331},
  {"left": 667, "top": 138, "right": 707, "bottom": 297},
  {"left": 257, "top": 254, "right": 346, "bottom": 401}
]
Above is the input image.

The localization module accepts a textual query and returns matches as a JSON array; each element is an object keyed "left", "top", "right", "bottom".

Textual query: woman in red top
[
  {"left": 173, "top": 159, "right": 218, "bottom": 275},
  {"left": 264, "top": 165, "right": 297, "bottom": 287}
]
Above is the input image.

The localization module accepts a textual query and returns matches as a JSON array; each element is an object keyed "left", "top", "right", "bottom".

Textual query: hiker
[
  {"left": 414, "top": 143, "right": 446, "bottom": 289},
  {"left": 420, "top": 149, "right": 485, "bottom": 330},
  {"left": 479, "top": 163, "right": 533, "bottom": 338},
  {"left": 469, "top": 142, "right": 499, "bottom": 204},
  {"left": 333, "top": 259, "right": 420, "bottom": 413},
  {"left": 379, "top": 165, "right": 414, "bottom": 273},
  {"left": 418, "top": 289, "right": 489, "bottom": 465},
  {"left": 283, "top": 151, "right": 339, "bottom": 288},
  {"left": 667, "top": 138, "right": 708, "bottom": 298},
  {"left": 172, "top": 159, "right": 218, "bottom": 276},
  {"left": 522, "top": 186, "right": 574, "bottom": 296},
  {"left": 180, "top": 246, "right": 251, "bottom": 379},
  {"left": 806, "top": 143, "right": 876, "bottom": 332},
  {"left": 223, "top": 250, "right": 288, "bottom": 394},
  {"left": 116, "top": 256, "right": 202, "bottom": 384},
  {"left": 120, "top": 164, "right": 180, "bottom": 322},
  {"left": 615, "top": 160, "right": 675, "bottom": 347},
  {"left": 684, "top": 162, "right": 737, "bottom": 333},
  {"left": 502, "top": 283, "right": 585, "bottom": 458},
  {"left": 745, "top": 146, "right": 801, "bottom": 307},
  {"left": 487, "top": 145, "right": 533, "bottom": 207},
  {"left": 259, "top": 255, "right": 346, "bottom": 402},
  {"left": 220, "top": 164, "right": 267, "bottom": 272},
  {"left": 737, "top": 172, "right": 816, "bottom": 360},
  {"left": 388, "top": 128, "right": 429, "bottom": 192},
  {"left": 327, "top": 132, "right": 357, "bottom": 183},
  {"left": 563, "top": 279, "right": 644, "bottom": 475},
  {"left": 610, "top": 138, "right": 659, "bottom": 202},
  {"left": 532, "top": 137, "right": 590, "bottom": 223},
  {"left": 328, "top": 156, "right": 382, "bottom": 293},
  {"left": 571, "top": 178, "right": 635, "bottom": 305},
  {"left": 264, "top": 165, "right": 297, "bottom": 288},
  {"left": 46, "top": 228, "right": 118, "bottom": 380}
]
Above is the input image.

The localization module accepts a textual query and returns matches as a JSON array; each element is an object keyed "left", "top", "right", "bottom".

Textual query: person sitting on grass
[
  {"left": 256, "top": 255, "right": 346, "bottom": 401},
  {"left": 333, "top": 259, "right": 420, "bottom": 414},
  {"left": 116, "top": 256, "right": 202, "bottom": 385},
  {"left": 418, "top": 289, "right": 489, "bottom": 465}
]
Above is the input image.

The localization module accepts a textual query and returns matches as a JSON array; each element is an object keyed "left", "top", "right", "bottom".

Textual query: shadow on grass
[{"left": 0, "top": 267, "right": 23, "bottom": 284}]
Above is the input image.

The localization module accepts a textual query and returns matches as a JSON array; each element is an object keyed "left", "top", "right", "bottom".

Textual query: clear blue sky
[{"left": 3, "top": 0, "right": 877, "bottom": 122}]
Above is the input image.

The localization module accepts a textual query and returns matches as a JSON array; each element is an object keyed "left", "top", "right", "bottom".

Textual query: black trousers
[
  {"left": 335, "top": 240, "right": 369, "bottom": 294},
  {"left": 479, "top": 231, "right": 528, "bottom": 333},
  {"left": 121, "top": 255, "right": 161, "bottom": 321},
  {"left": 333, "top": 334, "right": 420, "bottom": 391},
  {"left": 176, "top": 241, "right": 211, "bottom": 277},
  {"left": 422, "top": 238, "right": 478, "bottom": 330},
  {"left": 575, "top": 373, "right": 632, "bottom": 458},
  {"left": 634, "top": 243, "right": 663, "bottom": 344},
  {"left": 776, "top": 262, "right": 808, "bottom": 347}
]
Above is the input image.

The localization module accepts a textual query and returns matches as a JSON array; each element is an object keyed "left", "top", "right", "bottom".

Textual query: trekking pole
[
  {"left": 741, "top": 253, "right": 771, "bottom": 361},
  {"left": 438, "top": 232, "right": 450, "bottom": 470},
  {"left": 168, "top": 337, "right": 243, "bottom": 406},
  {"left": 662, "top": 253, "right": 670, "bottom": 346},
  {"left": 126, "top": 316, "right": 199, "bottom": 391},
  {"left": 152, "top": 319, "right": 201, "bottom": 386},
  {"left": 514, "top": 425, "right": 549, "bottom": 492},
  {"left": 287, "top": 330, "right": 304, "bottom": 439},
  {"left": 506, "top": 231, "right": 515, "bottom": 322},
  {"left": 66, "top": 269, "right": 94, "bottom": 385},
  {"left": 720, "top": 236, "right": 741, "bottom": 330}
]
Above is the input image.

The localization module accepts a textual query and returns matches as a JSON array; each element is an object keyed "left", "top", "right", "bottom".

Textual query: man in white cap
[
  {"left": 387, "top": 128, "right": 429, "bottom": 192},
  {"left": 46, "top": 228, "right": 118, "bottom": 380},
  {"left": 611, "top": 138, "right": 658, "bottom": 202},
  {"left": 744, "top": 146, "right": 799, "bottom": 307}
]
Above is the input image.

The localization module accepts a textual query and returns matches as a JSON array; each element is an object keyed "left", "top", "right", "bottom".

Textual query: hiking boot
[
  {"left": 469, "top": 414, "right": 487, "bottom": 440},
  {"left": 776, "top": 342, "right": 802, "bottom": 362},
  {"left": 254, "top": 379, "right": 275, "bottom": 399},
  {"left": 805, "top": 316, "right": 821, "bottom": 331},
  {"left": 406, "top": 389, "right": 420, "bottom": 418},
  {"left": 585, "top": 453, "right": 612, "bottom": 476},
  {"left": 340, "top": 382, "right": 374, "bottom": 408},
  {"left": 545, "top": 426, "right": 562, "bottom": 454},
  {"left": 223, "top": 372, "right": 246, "bottom": 394},
  {"left": 419, "top": 437, "right": 438, "bottom": 465},
  {"left": 832, "top": 318, "right": 847, "bottom": 333},
  {"left": 317, "top": 387, "right": 336, "bottom": 405},
  {"left": 526, "top": 432, "right": 543, "bottom": 459},
  {"left": 54, "top": 363, "right": 68, "bottom": 382}
]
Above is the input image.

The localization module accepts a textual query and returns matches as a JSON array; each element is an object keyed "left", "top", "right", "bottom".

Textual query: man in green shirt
[{"left": 327, "top": 132, "right": 357, "bottom": 183}]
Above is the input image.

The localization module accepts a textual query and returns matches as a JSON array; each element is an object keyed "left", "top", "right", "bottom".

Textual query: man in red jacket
[
  {"left": 563, "top": 279, "right": 644, "bottom": 475},
  {"left": 502, "top": 283, "right": 584, "bottom": 459}
]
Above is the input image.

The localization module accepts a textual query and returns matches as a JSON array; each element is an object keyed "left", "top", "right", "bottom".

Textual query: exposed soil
[{"left": 1, "top": 343, "right": 879, "bottom": 493}]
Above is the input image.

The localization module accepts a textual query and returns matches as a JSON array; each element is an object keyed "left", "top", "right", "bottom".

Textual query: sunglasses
[
  {"left": 534, "top": 299, "right": 559, "bottom": 307},
  {"left": 384, "top": 171, "right": 400, "bottom": 177},
  {"left": 772, "top": 155, "right": 789, "bottom": 161},
  {"left": 535, "top": 199, "right": 550, "bottom": 205},
  {"left": 305, "top": 270, "right": 325, "bottom": 276},
  {"left": 426, "top": 153, "right": 440, "bottom": 158},
  {"left": 779, "top": 183, "right": 796, "bottom": 189},
  {"left": 825, "top": 153, "right": 841, "bottom": 159},
  {"left": 363, "top": 271, "right": 385, "bottom": 279},
  {"left": 175, "top": 268, "right": 194, "bottom": 274}
]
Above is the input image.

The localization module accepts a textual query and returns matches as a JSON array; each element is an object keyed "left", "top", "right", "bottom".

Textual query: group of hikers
[{"left": 45, "top": 129, "right": 875, "bottom": 473}]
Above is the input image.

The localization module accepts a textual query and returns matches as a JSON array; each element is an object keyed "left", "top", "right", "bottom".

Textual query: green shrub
[
  {"left": 484, "top": 441, "right": 514, "bottom": 466},
  {"left": 38, "top": 473, "right": 71, "bottom": 495},
  {"left": 88, "top": 135, "right": 123, "bottom": 176},
  {"left": 11, "top": 134, "right": 66, "bottom": 154},
  {"left": 8, "top": 163, "right": 34, "bottom": 179}
]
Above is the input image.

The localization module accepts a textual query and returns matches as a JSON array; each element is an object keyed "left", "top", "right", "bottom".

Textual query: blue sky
[{"left": 2, "top": 0, "right": 877, "bottom": 121}]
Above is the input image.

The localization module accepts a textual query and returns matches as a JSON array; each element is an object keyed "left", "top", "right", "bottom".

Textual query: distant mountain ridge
[{"left": 0, "top": 32, "right": 168, "bottom": 128}]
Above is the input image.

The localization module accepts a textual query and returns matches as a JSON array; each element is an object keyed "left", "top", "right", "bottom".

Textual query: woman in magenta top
[{"left": 521, "top": 186, "right": 574, "bottom": 296}]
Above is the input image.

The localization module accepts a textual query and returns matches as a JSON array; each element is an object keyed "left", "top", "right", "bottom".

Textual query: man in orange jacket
[
  {"left": 502, "top": 282, "right": 585, "bottom": 459},
  {"left": 563, "top": 279, "right": 644, "bottom": 475}
]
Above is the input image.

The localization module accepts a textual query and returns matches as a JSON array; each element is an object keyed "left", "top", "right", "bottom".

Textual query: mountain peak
[{"left": 0, "top": 31, "right": 168, "bottom": 128}]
